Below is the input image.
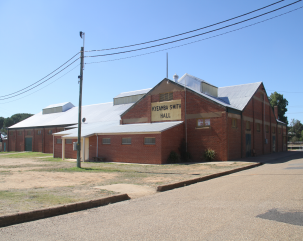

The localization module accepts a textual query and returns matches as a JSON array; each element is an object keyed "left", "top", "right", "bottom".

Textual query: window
[
  {"left": 56, "top": 138, "right": 62, "bottom": 144},
  {"left": 266, "top": 125, "right": 269, "bottom": 133},
  {"left": 102, "top": 138, "right": 111, "bottom": 144},
  {"left": 48, "top": 129, "right": 52, "bottom": 135},
  {"left": 122, "top": 137, "right": 131, "bottom": 145},
  {"left": 256, "top": 123, "right": 260, "bottom": 132},
  {"left": 144, "top": 137, "right": 155, "bottom": 145},
  {"left": 272, "top": 126, "right": 275, "bottom": 134},
  {"left": 197, "top": 118, "right": 210, "bottom": 128},
  {"left": 246, "top": 121, "right": 250, "bottom": 130},
  {"left": 27, "top": 131, "right": 31, "bottom": 135},
  {"left": 66, "top": 139, "right": 72, "bottom": 144},
  {"left": 159, "top": 92, "right": 173, "bottom": 102},
  {"left": 232, "top": 118, "right": 237, "bottom": 128},
  {"left": 37, "top": 130, "right": 41, "bottom": 135},
  {"left": 18, "top": 131, "right": 22, "bottom": 136}
]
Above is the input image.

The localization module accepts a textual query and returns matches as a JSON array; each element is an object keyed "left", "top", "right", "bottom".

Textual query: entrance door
[
  {"left": 25, "top": 138, "right": 32, "bottom": 151},
  {"left": 246, "top": 134, "right": 251, "bottom": 157},
  {"left": 272, "top": 136, "right": 276, "bottom": 152},
  {"left": 3, "top": 142, "right": 6, "bottom": 152}
]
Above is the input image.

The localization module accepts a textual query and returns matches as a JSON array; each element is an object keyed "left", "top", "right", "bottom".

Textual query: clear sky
[{"left": 1, "top": 0, "right": 302, "bottom": 124}]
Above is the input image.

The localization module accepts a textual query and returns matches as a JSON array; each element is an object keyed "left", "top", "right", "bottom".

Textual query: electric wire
[
  {"left": 85, "top": 5, "right": 303, "bottom": 64},
  {"left": 85, "top": 0, "right": 286, "bottom": 52},
  {"left": 0, "top": 64, "right": 80, "bottom": 105},
  {"left": 0, "top": 52, "right": 80, "bottom": 98},
  {"left": 0, "top": 58, "right": 79, "bottom": 100},
  {"left": 85, "top": 0, "right": 302, "bottom": 58}
]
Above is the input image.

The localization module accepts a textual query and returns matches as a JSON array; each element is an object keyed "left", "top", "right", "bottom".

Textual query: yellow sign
[{"left": 151, "top": 99, "right": 181, "bottom": 122}]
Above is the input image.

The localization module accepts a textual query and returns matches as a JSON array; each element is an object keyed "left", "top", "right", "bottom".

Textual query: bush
[
  {"left": 167, "top": 151, "right": 180, "bottom": 163},
  {"left": 203, "top": 148, "right": 216, "bottom": 162}
]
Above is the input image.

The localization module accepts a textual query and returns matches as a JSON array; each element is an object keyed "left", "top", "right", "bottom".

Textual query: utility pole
[{"left": 77, "top": 31, "right": 85, "bottom": 168}]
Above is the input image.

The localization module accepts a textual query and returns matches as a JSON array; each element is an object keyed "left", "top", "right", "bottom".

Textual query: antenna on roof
[{"left": 166, "top": 53, "right": 168, "bottom": 79}]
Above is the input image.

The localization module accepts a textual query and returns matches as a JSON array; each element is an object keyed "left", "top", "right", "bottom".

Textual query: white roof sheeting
[
  {"left": 218, "top": 82, "right": 262, "bottom": 111},
  {"left": 114, "top": 88, "right": 152, "bottom": 98},
  {"left": 9, "top": 102, "right": 134, "bottom": 129},
  {"left": 55, "top": 121, "right": 183, "bottom": 138}
]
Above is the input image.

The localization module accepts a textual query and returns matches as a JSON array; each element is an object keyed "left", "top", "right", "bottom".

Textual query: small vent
[
  {"left": 122, "top": 137, "right": 131, "bottom": 145},
  {"left": 159, "top": 92, "right": 173, "bottom": 102},
  {"left": 102, "top": 138, "right": 111, "bottom": 144}
]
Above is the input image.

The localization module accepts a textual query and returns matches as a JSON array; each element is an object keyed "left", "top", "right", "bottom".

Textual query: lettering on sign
[{"left": 151, "top": 99, "right": 181, "bottom": 122}]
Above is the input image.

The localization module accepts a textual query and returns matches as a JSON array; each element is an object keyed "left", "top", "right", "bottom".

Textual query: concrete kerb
[
  {"left": 0, "top": 194, "right": 130, "bottom": 228},
  {"left": 157, "top": 163, "right": 262, "bottom": 192}
]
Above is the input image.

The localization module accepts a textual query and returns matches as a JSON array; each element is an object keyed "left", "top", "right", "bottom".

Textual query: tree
[
  {"left": 269, "top": 91, "right": 288, "bottom": 124},
  {"left": 1, "top": 113, "right": 33, "bottom": 134},
  {"left": 289, "top": 119, "right": 303, "bottom": 140}
]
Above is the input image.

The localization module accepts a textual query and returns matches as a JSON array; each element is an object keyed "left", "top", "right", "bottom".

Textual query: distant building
[{"left": 8, "top": 74, "right": 287, "bottom": 163}]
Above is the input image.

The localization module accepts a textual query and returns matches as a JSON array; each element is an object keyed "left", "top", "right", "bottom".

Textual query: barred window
[
  {"left": 122, "top": 137, "right": 131, "bottom": 145},
  {"left": 102, "top": 138, "right": 111, "bottom": 144},
  {"left": 48, "top": 129, "right": 52, "bottom": 135},
  {"left": 272, "top": 126, "right": 275, "bottom": 134},
  {"left": 66, "top": 139, "right": 72, "bottom": 144},
  {"left": 159, "top": 92, "right": 173, "bottom": 102},
  {"left": 18, "top": 131, "right": 22, "bottom": 136},
  {"left": 27, "top": 131, "right": 31, "bottom": 135},
  {"left": 246, "top": 121, "right": 250, "bottom": 130},
  {"left": 56, "top": 138, "right": 62, "bottom": 144},
  {"left": 232, "top": 118, "right": 237, "bottom": 128},
  {"left": 256, "top": 123, "right": 260, "bottom": 132},
  {"left": 144, "top": 137, "right": 155, "bottom": 145},
  {"left": 37, "top": 130, "right": 42, "bottom": 135}
]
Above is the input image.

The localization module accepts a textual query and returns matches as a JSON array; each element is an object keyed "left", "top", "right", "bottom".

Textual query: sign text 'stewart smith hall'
[{"left": 8, "top": 73, "right": 287, "bottom": 164}]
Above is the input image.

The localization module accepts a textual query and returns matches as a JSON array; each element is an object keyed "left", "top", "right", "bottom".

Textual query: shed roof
[{"left": 55, "top": 121, "right": 183, "bottom": 138}]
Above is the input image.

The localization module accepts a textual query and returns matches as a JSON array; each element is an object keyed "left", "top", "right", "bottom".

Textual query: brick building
[{"left": 8, "top": 74, "right": 287, "bottom": 164}]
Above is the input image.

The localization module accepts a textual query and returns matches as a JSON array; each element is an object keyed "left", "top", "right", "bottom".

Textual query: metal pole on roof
[{"left": 77, "top": 31, "right": 85, "bottom": 168}]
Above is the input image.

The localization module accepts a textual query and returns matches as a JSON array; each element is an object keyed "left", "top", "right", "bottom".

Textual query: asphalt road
[{"left": 1, "top": 152, "right": 303, "bottom": 240}]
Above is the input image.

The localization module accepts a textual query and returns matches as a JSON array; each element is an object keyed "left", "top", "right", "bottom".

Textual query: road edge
[
  {"left": 157, "top": 162, "right": 262, "bottom": 192},
  {"left": 0, "top": 193, "right": 130, "bottom": 228}
]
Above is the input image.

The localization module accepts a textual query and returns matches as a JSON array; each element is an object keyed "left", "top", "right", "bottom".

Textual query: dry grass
[{"left": 0, "top": 152, "right": 253, "bottom": 216}]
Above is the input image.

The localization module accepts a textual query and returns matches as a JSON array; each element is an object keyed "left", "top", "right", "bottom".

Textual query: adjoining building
[{"left": 8, "top": 74, "right": 287, "bottom": 164}]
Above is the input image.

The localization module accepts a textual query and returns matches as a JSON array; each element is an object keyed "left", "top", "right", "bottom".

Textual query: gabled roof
[
  {"left": 114, "top": 88, "right": 152, "bottom": 98},
  {"left": 9, "top": 102, "right": 134, "bottom": 129},
  {"left": 218, "top": 82, "right": 262, "bottom": 111},
  {"left": 55, "top": 121, "right": 183, "bottom": 138}
]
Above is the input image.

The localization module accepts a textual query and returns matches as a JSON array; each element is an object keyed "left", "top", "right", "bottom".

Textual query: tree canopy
[
  {"left": 0, "top": 113, "right": 33, "bottom": 134},
  {"left": 268, "top": 91, "right": 288, "bottom": 124}
]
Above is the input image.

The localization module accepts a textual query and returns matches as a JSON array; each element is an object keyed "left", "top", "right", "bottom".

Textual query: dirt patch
[
  {"left": 93, "top": 184, "right": 156, "bottom": 198},
  {"left": 0, "top": 171, "right": 117, "bottom": 190}
]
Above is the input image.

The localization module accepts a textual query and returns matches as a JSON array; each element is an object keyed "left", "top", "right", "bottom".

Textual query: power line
[
  {"left": 85, "top": 0, "right": 302, "bottom": 58},
  {"left": 0, "top": 52, "right": 80, "bottom": 98},
  {"left": 0, "top": 58, "right": 79, "bottom": 100},
  {"left": 85, "top": 6, "right": 303, "bottom": 65},
  {"left": 0, "top": 64, "right": 80, "bottom": 105},
  {"left": 85, "top": 0, "right": 286, "bottom": 53}
]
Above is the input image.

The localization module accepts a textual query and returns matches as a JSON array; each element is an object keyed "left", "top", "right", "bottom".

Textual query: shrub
[
  {"left": 203, "top": 148, "right": 216, "bottom": 162},
  {"left": 167, "top": 151, "right": 180, "bottom": 163}
]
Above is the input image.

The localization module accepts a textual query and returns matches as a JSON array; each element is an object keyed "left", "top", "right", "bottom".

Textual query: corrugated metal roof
[
  {"left": 43, "top": 102, "right": 72, "bottom": 109},
  {"left": 114, "top": 88, "right": 152, "bottom": 98},
  {"left": 277, "top": 119, "right": 287, "bottom": 125},
  {"left": 55, "top": 121, "right": 183, "bottom": 138},
  {"left": 218, "top": 82, "right": 262, "bottom": 111},
  {"left": 9, "top": 102, "right": 134, "bottom": 129}
]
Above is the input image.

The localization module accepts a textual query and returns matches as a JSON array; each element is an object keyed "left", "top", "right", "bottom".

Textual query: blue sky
[{"left": 1, "top": 0, "right": 302, "bottom": 124}]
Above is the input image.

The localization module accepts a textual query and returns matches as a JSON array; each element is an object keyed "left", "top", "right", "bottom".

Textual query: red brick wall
[
  {"left": 8, "top": 130, "right": 16, "bottom": 151},
  {"left": 54, "top": 136, "right": 62, "bottom": 158},
  {"left": 90, "top": 133, "right": 162, "bottom": 164},
  {"left": 161, "top": 123, "right": 184, "bottom": 163},
  {"left": 65, "top": 138, "right": 77, "bottom": 159},
  {"left": 227, "top": 115, "right": 241, "bottom": 160}
]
